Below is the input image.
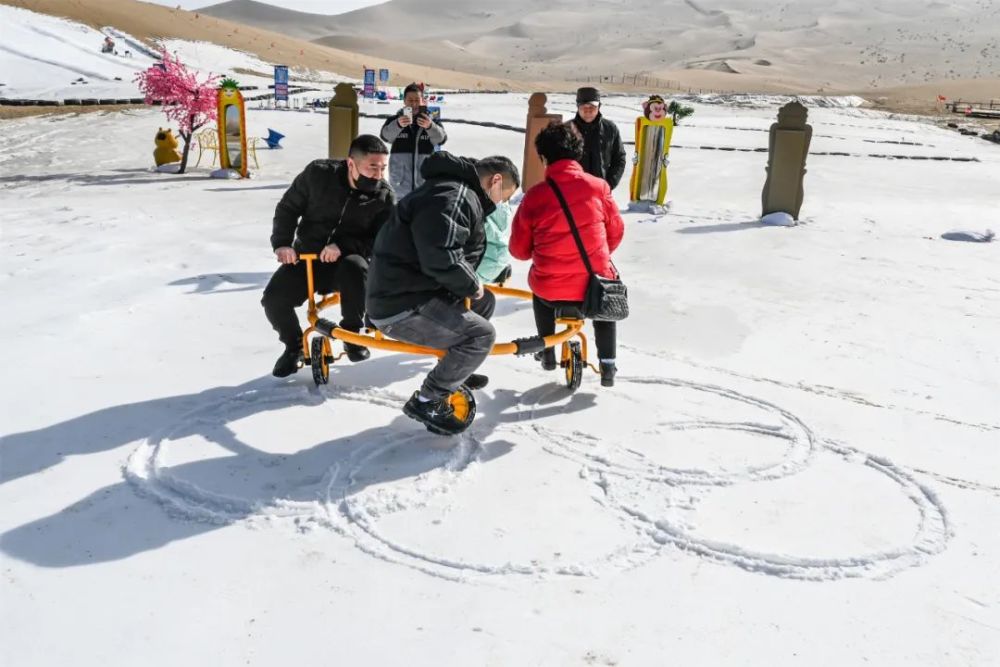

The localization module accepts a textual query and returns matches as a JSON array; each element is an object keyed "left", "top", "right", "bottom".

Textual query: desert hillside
[
  {"left": 201, "top": 0, "right": 1000, "bottom": 97},
  {"left": 5, "top": 0, "right": 999, "bottom": 106},
  {"left": 0, "top": 0, "right": 522, "bottom": 90}
]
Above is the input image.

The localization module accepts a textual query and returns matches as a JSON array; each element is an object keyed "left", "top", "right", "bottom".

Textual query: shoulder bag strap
[{"left": 546, "top": 177, "right": 595, "bottom": 277}]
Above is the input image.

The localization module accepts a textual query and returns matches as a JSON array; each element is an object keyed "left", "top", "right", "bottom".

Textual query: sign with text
[
  {"left": 274, "top": 65, "right": 289, "bottom": 102},
  {"left": 363, "top": 68, "right": 376, "bottom": 99},
  {"left": 379, "top": 68, "right": 390, "bottom": 83}
]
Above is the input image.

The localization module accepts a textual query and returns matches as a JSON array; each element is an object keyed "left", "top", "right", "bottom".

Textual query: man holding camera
[{"left": 379, "top": 82, "right": 448, "bottom": 198}]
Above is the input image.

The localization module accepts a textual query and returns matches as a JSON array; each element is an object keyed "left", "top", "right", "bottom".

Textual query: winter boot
[
  {"left": 343, "top": 342, "right": 370, "bottom": 362},
  {"left": 272, "top": 346, "right": 303, "bottom": 378},
  {"left": 534, "top": 348, "right": 557, "bottom": 371},
  {"left": 464, "top": 373, "right": 489, "bottom": 390},
  {"left": 403, "top": 392, "right": 467, "bottom": 435},
  {"left": 599, "top": 361, "right": 617, "bottom": 387}
]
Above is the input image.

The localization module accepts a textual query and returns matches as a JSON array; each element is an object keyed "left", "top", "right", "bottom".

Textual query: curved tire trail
[{"left": 124, "top": 361, "right": 962, "bottom": 582}]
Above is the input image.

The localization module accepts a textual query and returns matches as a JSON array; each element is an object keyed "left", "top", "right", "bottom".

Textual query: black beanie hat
[{"left": 576, "top": 86, "right": 601, "bottom": 105}]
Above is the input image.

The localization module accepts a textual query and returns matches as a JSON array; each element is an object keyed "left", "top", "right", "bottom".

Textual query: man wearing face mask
[
  {"left": 367, "top": 153, "right": 520, "bottom": 435},
  {"left": 263, "top": 134, "right": 396, "bottom": 378}
]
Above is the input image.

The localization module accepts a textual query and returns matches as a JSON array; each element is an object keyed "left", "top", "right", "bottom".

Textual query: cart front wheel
[{"left": 447, "top": 385, "right": 477, "bottom": 431}]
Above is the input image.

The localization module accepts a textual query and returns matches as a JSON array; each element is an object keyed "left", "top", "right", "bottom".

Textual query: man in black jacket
[
  {"left": 263, "top": 134, "right": 396, "bottom": 378},
  {"left": 571, "top": 86, "right": 626, "bottom": 190},
  {"left": 367, "top": 152, "right": 520, "bottom": 434}
]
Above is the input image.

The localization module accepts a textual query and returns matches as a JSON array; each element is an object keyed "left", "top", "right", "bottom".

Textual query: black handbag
[{"left": 547, "top": 178, "right": 629, "bottom": 322}]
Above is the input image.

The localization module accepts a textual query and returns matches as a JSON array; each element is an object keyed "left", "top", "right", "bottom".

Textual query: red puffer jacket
[{"left": 509, "top": 159, "right": 625, "bottom": 302}]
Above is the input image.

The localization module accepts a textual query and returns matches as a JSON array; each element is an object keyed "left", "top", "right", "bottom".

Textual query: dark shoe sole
[
  {"left": 344, "top": 341, "right": 370, "bottom": 362},
  {"left": 535, "top": 351, "right": 557, "bottom": 371},
  {"left": 346, "top": 349, "right": 370, "bottom": 362},
  {"left": 272, "top": 351, "right": 303, "bottom": 378},
  {"left": 464, "top": 374, "right": 489, "bottom": 390},
  {"left": 402, "top": 403, "right": 463, "bottom": 436}
]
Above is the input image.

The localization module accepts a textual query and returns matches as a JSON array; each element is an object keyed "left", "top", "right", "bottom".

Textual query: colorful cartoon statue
[
  {"left": 628, "top": 94, "right": 675, "bottom": 213},
  {"left": 217, "top": 78, "right": 249, "bottom": 177},
  {"left": 644, "top": 94, "right": 669, "bottom": 121},
  {"left": 153, "top": 127, "right": 182, "bottom": 166}
]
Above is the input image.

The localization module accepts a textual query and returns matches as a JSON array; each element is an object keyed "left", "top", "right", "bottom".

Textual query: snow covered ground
[
  {"left": 1, "top": 89, "right": 999, "bottom": 664},
  {"left": 0, "top": 5, "right": 349, "bottom": 102}
]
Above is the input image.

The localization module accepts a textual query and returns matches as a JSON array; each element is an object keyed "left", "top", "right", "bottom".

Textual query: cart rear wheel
[
  {"left": 311, "top": 336, "right": 331, "bottom": 385},
  {"left": 564, "top": 341, "right": 583, "bottom": 391}
]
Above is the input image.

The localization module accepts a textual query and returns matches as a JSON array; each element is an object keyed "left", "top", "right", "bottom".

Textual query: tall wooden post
[
  {"left": 761, "top": 101, "right": 812, "bottom": 219},
  {"left": 328, "top": 83, "right": 358, "bottom": 159},
  {"left": 522, "top": 93, "right": 562, "bottom": 191}
]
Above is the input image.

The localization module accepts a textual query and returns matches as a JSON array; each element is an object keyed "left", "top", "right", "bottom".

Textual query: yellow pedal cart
[{"left": 297, "top": 254, "right": 596, "bottom": 432}]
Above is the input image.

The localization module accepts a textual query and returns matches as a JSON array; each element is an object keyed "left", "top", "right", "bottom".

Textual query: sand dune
[
  {"left": 189, "top": 0, "right": 345, "bottom": 40},
  {"left": 201, "top": 0, "right": 1000, "bottom": 98},
  {"left": 7, "top": 0, "right": 999, "bottom": 107}
]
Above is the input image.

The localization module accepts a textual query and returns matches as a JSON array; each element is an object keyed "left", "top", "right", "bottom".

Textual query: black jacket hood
[{"left": 420, "top": 152, "right": 496, "bottom": 217}]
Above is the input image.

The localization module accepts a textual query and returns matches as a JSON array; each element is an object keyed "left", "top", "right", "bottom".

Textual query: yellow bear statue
[{"left": 153, "top": 128, "right": 182, "bottom": 166}]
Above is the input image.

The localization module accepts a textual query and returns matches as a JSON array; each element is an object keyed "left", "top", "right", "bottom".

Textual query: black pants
[
  {"left": 261, "top": 254, "right": 368, "bottom": 350},
  {"left": 533, "top": 295, "right": 616, "bottom": 361}
]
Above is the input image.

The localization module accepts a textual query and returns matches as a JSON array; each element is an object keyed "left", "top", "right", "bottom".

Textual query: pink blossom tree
[{"left": 135, "top": 51, "right": 220, "bottom": 173}]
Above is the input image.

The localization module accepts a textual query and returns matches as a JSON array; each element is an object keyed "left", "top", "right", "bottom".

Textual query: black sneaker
[
  {"left": 344, "top": 342, "right": 370, "bottom": 362},
  {"left": 534, "top": 349, "right": 557, "bottom": 371},
  {"left": 272, "top": 347, "right": 303, "bottom": 378},
  {"left": 403, "top": 392, "right": 467, "bottom": 435},
  {"left": 464, "top": 373, "right": 489, "bottom": 390},
  {"left": 600, "top": 361, "right": 617, "bottom": 387}
]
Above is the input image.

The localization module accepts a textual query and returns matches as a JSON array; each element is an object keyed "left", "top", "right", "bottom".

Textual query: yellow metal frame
[
  {"left": 194, "top": 129, "right": 219, "bottom": 168},
  {"left": 195, "top": 129, "right": 260, "bottom": 169},
  {"left": 217, "top": 87, "right": 250, "bottom": 178},
  {"left": 297, "top": 254, "right": 593, "bottom": 371},
  {"left": 629, "top": 116, "right": 674, "bottom": 205}
]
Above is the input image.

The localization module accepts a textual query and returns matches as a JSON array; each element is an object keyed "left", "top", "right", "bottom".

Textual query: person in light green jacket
[{"left": 476, "top": 200, "right": 514, "bottom": 284}]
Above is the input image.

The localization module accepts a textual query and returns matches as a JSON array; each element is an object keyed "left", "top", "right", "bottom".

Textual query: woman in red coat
[{"left": 509, "top": 121, "right": 625, "bottom": 386}]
